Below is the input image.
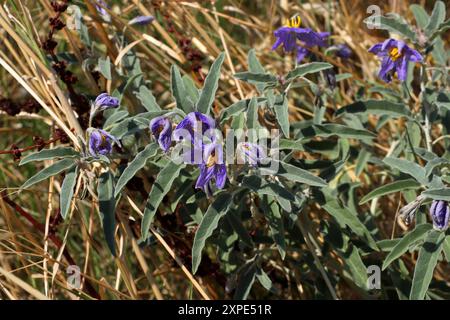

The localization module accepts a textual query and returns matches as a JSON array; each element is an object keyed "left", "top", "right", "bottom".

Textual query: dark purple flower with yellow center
[
  {"left": 237, "top": 142, "right": 266, "bottom": 167},
  {"left": 195, "top": 142, "right": 227, "bottom": 195},
  {"left": 430, "top": 200, "right": 450, "bottom": 231},
  {"left": 150, "top": 116, "right": 172, "bottom": 152},
  {"left": 368, "top": 38, "right": 422, "bottom": 83},
  {"left": 94, "top": 93, "right": 119, "bottom": 111},
  {"left": 272, "top": 16, "right": 329, "bottom": 63},
  {"left": 129, "top": 15, "right": 154, "bottom": 26},
  {"left": 88, "top": 129, "right": 119, "bottom": 157}
]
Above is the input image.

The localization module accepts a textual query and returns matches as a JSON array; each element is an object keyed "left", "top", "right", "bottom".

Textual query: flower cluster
[
  {"left": 150, "top": 111, "right": 227, "bottom": 196},
  {"left": 87, "top": 93, "right": 120, "bottom": 158}
]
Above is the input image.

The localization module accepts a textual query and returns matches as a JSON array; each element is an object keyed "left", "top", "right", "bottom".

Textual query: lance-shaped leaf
[
  {"left": 21, "top": 158, "right": 76, "bottom": 190},
  {"left": 424, "top": 1, "right": 445, "bottom": 36},
  {"left": 233, "top": 259, "right": 257, "bottom": 300},
  {"left": 171, "top": 65, "right": 194, "bottom": 113},
  {"left": 382, "top": 224, "right": 433, "bottom": 270},
  {"left": 262, "top": 196, "right": 286, "bottom": 260},
  {"left": 383, "top": 157, "right": 427, "bottom": 185},
  {"left": 115, "top": 143, "right": 158, "bottom": 197},
  {"left": 141, "top": 161, "right": 185, "bottom": 240},
  {"left": 192, "top": 192, "right": 233, "bottom": 274},
  {"left": 359, "top": 179, "right": 421, "bottom": 204},
  {"left": 410, "top": 4, "right": 429, "bottom": 29},
  {"left": 335, "top": 100, "right": 411, "bottom": 118},
  {"left": 197, "top": 52, "right": 225, "bottom": 114},
  {"left": 20, "top": 147, "right": 79, "bottom": 166},
  {"left": 364, "top": 14, "right": 417, "bottom": 41},
  {"left": 285, "top": 62, "right": 333, "bottom": 82},
  {"left": 421, "top": 188, "right": 450, "bottom": 201},
  {"left": 274, "top": 95, "right": 290, "bottom": 137},
  {"left": 410, "top": 230, "right": 445, "bottom": 300},
  {"left": 234, "top": 72, "right": 278, "bottom": 84},
  {"left": 274, "top": 161, "right": 328, "bottom": 187},
  {"left": 322, "top": 200, "right": 378, "bottom": 251},
  {"left": 136, "top": 85, "right": 161, "bottom": 112},
  {"left": 104, "top": 110, "right": 129, "bottom": 128},
  {"left": 246, "top": 97, "right": 259, "bottom": 129},
  {"left": 247, "top": 49, "right": 266, "bottom": 93},
  {"left": 60, "top": 165, "right": 79, "bottom": 219},
  {"left": 98, "top": 170, "right": 116, "bottom": 256}
]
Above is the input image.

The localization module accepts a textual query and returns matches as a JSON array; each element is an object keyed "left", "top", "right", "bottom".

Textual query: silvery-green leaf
[
  {"left": 135, "top": 85, "right": 161, "bottom": 112},
  {"left": 171, "top": 65, "right": 194, "bottom": 113},
  {"left": 234, "top": 72, "right": 278, "bottom": 84},
  {"left": 424, "top": 1, "right": 445, "bottom": 36},
  {"left": 274, "top": 95, "right": 289, "bottom": 137},
  {"left": 20, "top": 147, "right": 80, "bottom": 166},
  {"left": 364, "top": 14, "right": 416, "bottom": 41},
  {"left": 141, "top": 161, "right": 185, "bottom": 240},
  {"left": 60, "top": 165, "right": 79, "bottom": 219},
  {"left": 197, "top": 52, "right": 225, "bottom": 114},
  {"left": 233, "top": 260, "right": 257, "bottom": 300},
  {"left": 192, "top": 192, "right": 233, "bottom": 274},
  {"left": 382, "top": 224, "right": 433, "bottom": 270},
  {"left": 359, "top": 179, "right": 421, "bottom": 204},
  {"left": 383, "top": 157, "right": 427, "bottom": 185},
  {"left": 335, "top": 100, "right": 411, "bottom": 118},
  {"left": 274, "top": 161, "right": 327, "bottom": 187},
  {"left": 410, "top": 4, "right": 429, "bottom": 29},
  {"left": 98, "top": 56, "right": 111, "bottom": 80},
  {"left": 246, "top": 97, "right": 259, "bottom": 129},
  {"left": 421, "top": 188, "right": 450, "bottom": 201},
  {"left": 98, "top": 170, "right": 116, "bottom": 256},
  {"left": 114, "top": 143, "right": 158, "bottom": 197},
  {"left": 285, "top": 62, "right": 333, "bottom": 82},
  {"left": 21, "top": 158, "right": 76, "bottom": 190},
  {"left": 104, "top": 110, "right": 129, "bottom": 129},
  {"left": 262, "top": 196, "right": 286, "bottom": 260},
  {"left": 410, "top": 230, "right": 445, "bottom": 300}
]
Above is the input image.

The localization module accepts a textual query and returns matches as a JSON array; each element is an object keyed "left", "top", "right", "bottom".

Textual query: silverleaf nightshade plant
[{"left": 10, "top": 2, "right": 450, "bottom": 300}]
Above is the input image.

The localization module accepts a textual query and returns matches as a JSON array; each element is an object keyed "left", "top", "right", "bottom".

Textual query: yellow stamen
[
  {"left": 206, "top": 152, "right": 217, "bottom": 168},
  {"left": 389, "top": 47, "right": 402, "bottom": 61},
  {"left": 286, "top": 16, "right": 301, "bottom": 28},
  {"left": 100, "top": 133, "right": 108, "bottom": 147}
]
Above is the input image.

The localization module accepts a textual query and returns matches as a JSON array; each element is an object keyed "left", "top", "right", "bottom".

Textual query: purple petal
[
  {"left": 215, "top": 164, "right": 227, "bottom": 189},
  {"left": 396, "top": 57, "right": 409, "bottom": 81}
]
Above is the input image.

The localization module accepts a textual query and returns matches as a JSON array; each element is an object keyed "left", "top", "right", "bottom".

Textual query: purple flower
[
  {"left": 430, "top": 200, "right": 450, "bottom": 231},
  {"left": 272, "top": 16, "right": 329, "bottom": 63},
  {"left": 129, "top": 15, "right": 154, "bottom": 26},
  {"left": 94, "top": 93, "right": 119, "bottom": 110},
  {"left": 237, "top": 142, "right": 266, "bottom": 166},
  {"left": 150, "top": 116, "right": 172, "bottom": 152},
  {"left": 195, "top": 142, "right": 227, "bottom": 195},
  {"left": 368, "top": 38, "right": 422, "bottom": 83},
  {"left": 335, "top": 44, "right": 352, "bottom": 59},
  {"left": 88, "top": 129, "right": 119, "bottom": 157},
  {"left": 95, "top": 0, "right": 109, "bottom": 19},
  {"left": 173, "top": 111, "right": 216, "bottom": 163}
]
